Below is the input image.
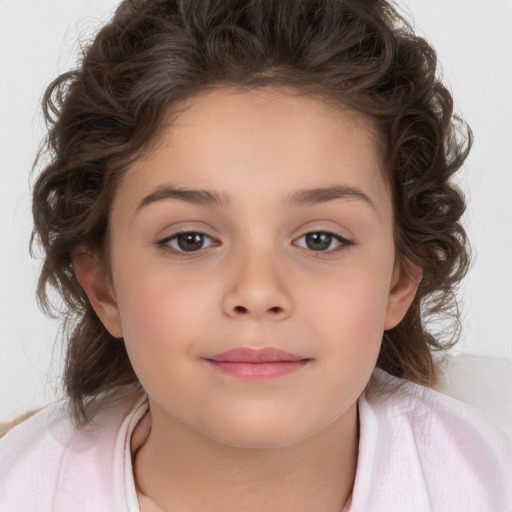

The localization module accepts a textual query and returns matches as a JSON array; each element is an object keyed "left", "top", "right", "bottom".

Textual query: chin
[{"left": 200, "top": 414, "right": 320, "bottom": 450}]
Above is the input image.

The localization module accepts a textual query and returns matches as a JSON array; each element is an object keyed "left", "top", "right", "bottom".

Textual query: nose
[{"left": 221, "top": 246, "right": 293, "bottom": 321}]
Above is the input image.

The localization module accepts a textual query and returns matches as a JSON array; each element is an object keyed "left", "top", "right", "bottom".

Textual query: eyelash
[
  {"left": 156, "top": 229, "right": 219, "bottom": 257},
  {"left": 294, "top": 232, "right": 353, "bottom": 255},
  {"left": 155, "top": 230, "right": 353, "bottom": 256}
]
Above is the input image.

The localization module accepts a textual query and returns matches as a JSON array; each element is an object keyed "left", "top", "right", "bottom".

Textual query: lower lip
[{"left": 204, "top": 360, "right": 310, "bottom": 380}]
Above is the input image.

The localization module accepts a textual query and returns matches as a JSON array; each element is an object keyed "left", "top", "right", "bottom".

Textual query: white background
[{"left": 1, "top": 0, "right": 511, "bottom": 421}]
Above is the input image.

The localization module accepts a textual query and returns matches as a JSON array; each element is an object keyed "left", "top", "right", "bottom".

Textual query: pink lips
[{"left": 204, "top": 347, "right": 310, "bottom": 381}]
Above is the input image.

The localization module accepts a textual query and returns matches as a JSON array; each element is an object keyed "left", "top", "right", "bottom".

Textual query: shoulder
[
  {"left": 0, "top": 395, "right": 143, "bottom": 512},
  {"left": 352, "top": 368, "right": 512, "bottom": 512},
  {"left": 366, "top": 366, "right": 512, "bottom": 437},
  {"left": 0, "top": 400, "right": 74, "bottom": 509},
  {"left": 433, "top": 354, "right": 512, "bottom": 436}
]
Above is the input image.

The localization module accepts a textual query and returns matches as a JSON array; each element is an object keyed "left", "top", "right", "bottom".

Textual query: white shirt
[{"left": 1, "top": 368, "right": 511, "bottom": 511}]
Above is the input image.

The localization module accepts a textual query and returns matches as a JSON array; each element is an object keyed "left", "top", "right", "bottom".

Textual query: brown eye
[
  {"left": 160, "top": 231, "right": 217, "bottom": 253},
  {"left": 175, "top": 233, "right": 205, "bottom": 251},
  {"left": 305, "top": 232, "right": 333, "bottom": 251},
  {"left": 294, "top": 231, "right": 352, "bottom": 253}
]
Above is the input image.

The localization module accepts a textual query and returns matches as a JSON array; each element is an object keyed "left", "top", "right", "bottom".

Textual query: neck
[{"left": 133, "top": 402, "right": 358, "bottom": 512}]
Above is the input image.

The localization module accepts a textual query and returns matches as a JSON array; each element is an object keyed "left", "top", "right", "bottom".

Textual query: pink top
[{"left": 1, "top": 368, "right": 511, "bottom": 511}]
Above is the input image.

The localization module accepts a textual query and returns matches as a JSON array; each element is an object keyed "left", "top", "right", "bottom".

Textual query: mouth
[{"left": 204, "top": 347, "right": 311, "bottom": 381}]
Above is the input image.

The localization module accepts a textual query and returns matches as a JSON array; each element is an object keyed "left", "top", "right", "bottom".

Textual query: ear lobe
[
  {"left": 73, "top": 250, "right": 123, "bottom": 338},
  {"left": 384, "top": 260, "right": 422, "bottom": 331}
]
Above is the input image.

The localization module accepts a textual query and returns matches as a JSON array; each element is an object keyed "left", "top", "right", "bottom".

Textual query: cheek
[
  {"left": 307, "top": 261, "right": 392, "bottom": 333},
  {"left": 115, "top": 279, "right": 208, "bottom": 408},
  {"left": 113, "top": 262, "right": 215, "bottom": 372},
  {"left": 300, "top": 255, "right": 393, "bottom": 378},
  {"left": 289, "top": 269, "right": 390, "bottom": 422}
]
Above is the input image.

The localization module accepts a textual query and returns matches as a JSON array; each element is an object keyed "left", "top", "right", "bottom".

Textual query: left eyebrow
[{"left": 286, "top": 186, "right": 376, "bottom": 211}]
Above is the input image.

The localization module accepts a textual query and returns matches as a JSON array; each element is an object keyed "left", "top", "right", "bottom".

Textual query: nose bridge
[{"left": 222, "top": 235, "right": 292, "bottom": 319}]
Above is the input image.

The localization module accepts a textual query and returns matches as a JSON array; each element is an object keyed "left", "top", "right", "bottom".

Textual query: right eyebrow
[{"left": 137, "top": 185, "right": 230, "bottom": 211}]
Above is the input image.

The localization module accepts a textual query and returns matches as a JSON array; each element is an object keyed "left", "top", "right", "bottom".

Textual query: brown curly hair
[{"left": 31, "top": 0, "right": 471, "bottom": 425}]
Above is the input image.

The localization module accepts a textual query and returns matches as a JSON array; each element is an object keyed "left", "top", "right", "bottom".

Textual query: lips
[
  {"left": 207, "top": 347, "right": 307, "bottom": 363},
  {"left": 204, "top": 347, "right": 311, "bottom": 381}
]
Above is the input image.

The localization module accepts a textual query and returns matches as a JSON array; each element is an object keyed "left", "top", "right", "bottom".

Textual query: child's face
[{"left": 79, "top": 86, "right": 418, "bottom": 448}]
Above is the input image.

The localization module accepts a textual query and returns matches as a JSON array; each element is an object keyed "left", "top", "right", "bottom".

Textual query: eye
[
  {"left": 293, "top": 231, "right": 352, "bottom": 252},
  {"left": 158, "top": 231, "right": 217, "bottom": 253}
]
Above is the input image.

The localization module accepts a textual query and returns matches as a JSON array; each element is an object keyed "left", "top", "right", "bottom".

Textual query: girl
[{"left": 1, "top": 0, "right": 510, "bottom": 510}]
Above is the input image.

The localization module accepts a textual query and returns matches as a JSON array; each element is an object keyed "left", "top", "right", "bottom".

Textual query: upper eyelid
[
  {"left": 157, "top": 230, "right": 219, "bottom": 255},
  {"left": 293, "top": 232, "right": 353, "bottom": 246},
  {"left": 157, "top": 228, "right": 351, "bottom": 239},
  {"left": 293, "top": 229, "right": 352, "bottom": 242},
  {"left": 158, "top": 227, "right": 216, "bottom": 242},
  {"left": 157, "top": 228, "right": 354, "bottom": 252},
  {"left": 296, "top": 231, "right": 337, "bottom": 239}
]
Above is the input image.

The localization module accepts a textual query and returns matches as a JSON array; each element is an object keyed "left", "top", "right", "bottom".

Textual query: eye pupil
[
  {"left": 306, "top": 232, "right": 332, "bottom": 251},
  {"left": 177, "top": 233, "right": 204, "bottom": 251}
]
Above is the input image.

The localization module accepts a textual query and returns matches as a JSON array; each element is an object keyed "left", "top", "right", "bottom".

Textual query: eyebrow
[
  {"left": 137, "top": 184, "right": 375, "bottom": 211},
  {"left": 137, "top": 185, "right": 230, "bottom": 210},
  {"left": 287, "top": 186, "right": 376, "bottom": 210}
]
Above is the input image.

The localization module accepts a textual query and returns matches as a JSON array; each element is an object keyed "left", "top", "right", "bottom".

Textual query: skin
[{"left": 75, "top": 86, "right": 419, "bottom": 512}]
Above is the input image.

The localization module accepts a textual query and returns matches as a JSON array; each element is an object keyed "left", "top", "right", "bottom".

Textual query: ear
[
  {"left": 73, "top": 249, "right": 123, "bottom": 338},
  {"left": 384, "top": 259, "right": 422, "bottom": 331}
]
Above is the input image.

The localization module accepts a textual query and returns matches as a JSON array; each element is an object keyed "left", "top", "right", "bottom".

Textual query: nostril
[{"left": 230, "top": 305, "right": 285, "bottom": 316}]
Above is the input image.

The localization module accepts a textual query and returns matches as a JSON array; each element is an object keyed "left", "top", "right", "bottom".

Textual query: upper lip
[{"left": 207, "top": 347, "right": 308, "bottom": 363}]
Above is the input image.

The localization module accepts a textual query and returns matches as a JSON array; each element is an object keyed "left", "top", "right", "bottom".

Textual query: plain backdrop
[{"left": 1, "top": 0, "right": 511, "bottom": 422}]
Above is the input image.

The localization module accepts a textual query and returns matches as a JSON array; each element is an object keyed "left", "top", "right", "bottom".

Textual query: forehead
[
  {"left": 115, "top": 86, "right": 390, "bottom": 216},
  {"left": 163, "top": 85, "right": 384, "bottom": 160}
]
